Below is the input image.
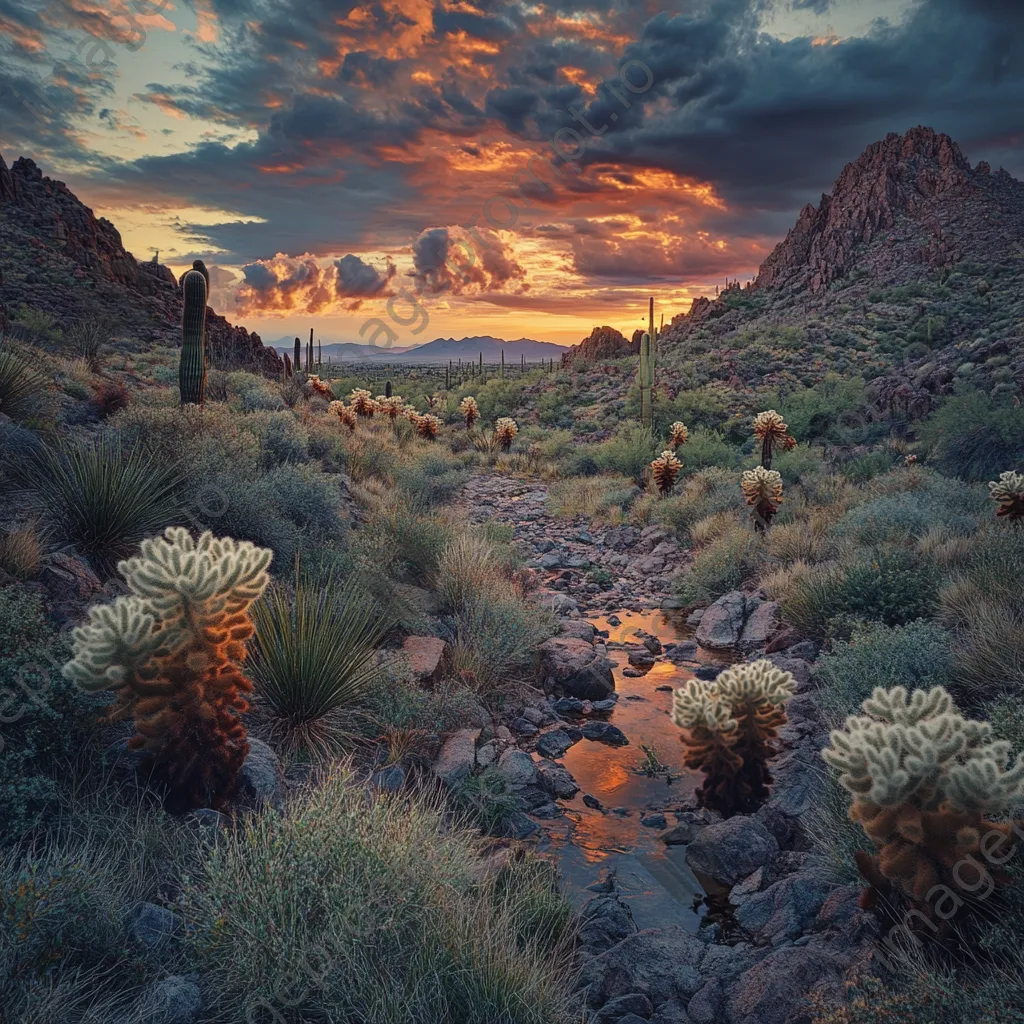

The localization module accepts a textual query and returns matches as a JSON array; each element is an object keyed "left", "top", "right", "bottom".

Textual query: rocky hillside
[
  {"left": 562, "top": 325, "right": 639, "bottom": 367},
  {"left": 0, "top": 153, "right": 281, "bottom": 373}
]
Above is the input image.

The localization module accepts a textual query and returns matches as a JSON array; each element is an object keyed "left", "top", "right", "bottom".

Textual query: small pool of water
[{"left": 535, "top": 609, "right": 736, "bottom": 931}]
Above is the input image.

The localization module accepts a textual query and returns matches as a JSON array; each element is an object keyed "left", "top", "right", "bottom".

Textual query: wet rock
[
  {"left": 694, "top": 664, "right": 726, "bottom": 681},
  {"left": 685, "top": 817, "right": 779, "bottom": 886},
  {"left": 578, "top": 926, "right": 705, "bottom": 1009},
  {"left": 529, "top": 801, "right": 561, "bottom": 819},
  {"left": 622, "top": 666, "right": 644, "bottom": 678},
  {"left": 627, "top": 648, "right": 657, "bottom": 669},
  {"left": 536, "top": 729, "right": 575, "bottom": 759},
  {"left": 552, "top": 696, "right": 585, "bottom": 716},
  {"left": 401, "top": 636, "right": 447, "bottom": 684},
  {"left": 766, "top": 749, "right": 827, "bottom": 819},
  {"left": 433, "top": 728, "right": 481, "bottom": 785},
  {"left": 590, "top": 698, "right": 619, "bottom": 712},
  {"left": 640, "top": 813, "right": 667, "bottom": 830},
  {"left": 537, "top": 759, "right": 579, "bottom": 799},
  {"left": 578, "top": 893, "right": 638, "bottom": 953},
  {"left": 734, "top": 866, "right": 836, "bottom": 944},
  {"left": 694, "top": 591, "right": 746, "bottom": 648},
  {"left": 500, "top": 811, "right": 539, "bottom": 840},
  {"left": 666, "top": 641, "right": 698, "bottom": 663},
  {"left": 607, "top": 614, "right": 622, "bottom": 626},
  {"left": 561, "top": 619, "right": 598, "bottom": 643},
  {"left": 583, "top": 721, "right": 629, "bottom": 746},
  {"left": 496, "top": 748, "right": 539, "bottom": 788},
  {"left": 540, "top": 636, "right": 616, "bottom": 701},
  {"left": 583, "top": 793, "right": 605, "bottom": 810}
]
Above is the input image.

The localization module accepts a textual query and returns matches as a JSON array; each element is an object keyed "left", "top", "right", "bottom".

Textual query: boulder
[
  {"left": 139, "top": 975, "right": 202, "bottom": 1024},
  {"left": 737, "top": 601, "right": 781, "bottom": 653},
  {"left": 685, "top": 817, "right": 779, "bottom": 886},
  {"left": 539, "top": 636, "right": 615, "bottom": 700},
  {"left": 582, "top": 721, "right": 629, "bottom": 746},
  {"left": 236, "top": 738, "right": 286, "bottom": 809},
  {"left": 734, "top": 866, "right": 836, "bottom": 943},
  {"left": 536, "top": 759, "right": 579, "bottom": 799},
  {"left": 129, "top": 902, "right": 182, "bottom": 950},
  {"left": 594, "top": 993, "right": 655, "bottom": 1022},
  {"left": 694, "top": 591, "right": 746, "bottom": 648},
  {"left": 560, "top": 619, "right": 598, "bottom": 643},
  {"left": 536, "top": 729, "right": 575, "bottom": 759},
  {"left": 578, "top": 893, "right": 639, "bottom": 953},
  {"left": 496, "top": 748, "right": 539, "bottom": 788},
  {"left": 401, "top": 636, "right": 446, "bottom": 684},
  {"left": 433, "top": 728, "right": 480, "bottom": 785}
]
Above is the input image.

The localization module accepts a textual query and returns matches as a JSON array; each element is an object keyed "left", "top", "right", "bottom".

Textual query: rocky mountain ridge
[{"left": 0, "top": 152, "right": 281, "bottom": 374}]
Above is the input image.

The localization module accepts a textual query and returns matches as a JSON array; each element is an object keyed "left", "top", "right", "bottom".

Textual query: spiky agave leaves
[
  {"left": 495, "top": 417, "right": 518, "bottom": 452},
  {"left": 460, "top": 396, "right": 480, "bottom": 430},
  {"left": 63, "top": 527, "right": 272, "bottom": 812},
  {"left": 306, "top": 374, "right": 334, "bottom": 400},
  {"left": 349, "top": 388, "right": 375, "bottom": 417},
  {"left": 651, "top": 450, "right": 682, "bottom": 496},
  {"left": 822, "top": 685, "right": 1024, "bottom": 928},
  {"left": 413, "top": 413, "right": 441, "bottom": 440},
  {"left": 741, "top": 466, "right": 783, "bottom": 531},
  {"left": 672, "top": 660, "right": 795, "bottom": 815},
  {"left": 752, "top": 410, "right": 796, "bottom": 469},
  {"left": 989, "top": 470, "right": 1024, "bottom": 521},
  {"left": 668, "top": 421, "right": 689, "bottom": 448}
]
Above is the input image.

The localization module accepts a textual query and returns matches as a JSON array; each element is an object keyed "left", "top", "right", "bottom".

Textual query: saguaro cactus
[
  {"left": 385, "top": 380, "right": 392, "bottom": 399},
  {"left": 638, "top": 331, "right": 654, "bottom": 430},
  {"left": 282, "top": 352, "right": 293, "bottom": 378},
  {"left": 179, "top": 263, "right": 208, "bottom": 406},
  {"left": 294, "top": 337, "right": 301, "bottom": 372}
]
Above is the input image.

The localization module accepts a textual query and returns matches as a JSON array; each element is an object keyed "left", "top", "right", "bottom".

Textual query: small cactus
[
  {"left": 349, "top": 388, "right": 375, "bottom": 417},
  {"left": 460, "top": 396, "right": 480, "bottom": 429},
  {"left": 989, "top": 470, "right": 1024, "bottom": 521},
  {"left": 329, "top": 400, "right": 357, "bottom": 431},
  {"left": 282, "top": 352, "right": 293, "bottom": 378},
  {"left": 385, "top": 380, "right": 392, "bottom": 399},
  {"left": 752, "top": 410, "right": 796, "bottom": 469},
  {"left": 495, "top": 417, "right": 518, "bottom": 452},
  {"left": 306, "top": 375, "right": 334, "bottom": 400},
  {"left": 179, "top": 264, "right": 208, "bottom": 406},
  {"left": 413, "top": 413, "right": 441, "bottom": 439},
  {"left": 668, "top": 422, "right": 689, "bottom": 448},
  {"left": 741, "top": 466, "right": 783, "bottom": 531},
  {"left": 651, "top": 450, "right": 681, "bottom": 496}
]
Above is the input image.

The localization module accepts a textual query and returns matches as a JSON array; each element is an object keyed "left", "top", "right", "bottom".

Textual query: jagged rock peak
[{"left": 561, "top": 325, "right": 638, "bottom": 366}]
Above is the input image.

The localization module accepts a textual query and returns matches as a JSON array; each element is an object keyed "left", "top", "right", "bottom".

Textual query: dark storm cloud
[
  {"left": 334, "top": 253, "right": 396, "bottom": 298},
  {"left": 432, "top": 5, "right": 518, "bottom": 41},
  {"left": 410, "top": 226, "right": 527, "bottom": 296}
]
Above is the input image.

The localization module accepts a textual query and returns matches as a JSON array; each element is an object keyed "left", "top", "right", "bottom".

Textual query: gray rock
[
  {"left": 529, "top": 801, "right": 561, "bottom": 819},
  {"left": 685, "top": 609, "right": 704, "bottom": 626},
  {"left": 139, "top": 975, "right": 202, "bottom": 1024},
  {"left": 578, "top": 893, "right": 638, "bottom": 953},
  {"left": 737, "top": 601, "right": 781, "bottom": 653},
  {"left": 594, "top": 992, "right": 655, "bottom": 1021},
  {"left": 764, "top": 654, "right": 814, "bottom": 691},
  {"left": 236, "top": 738, "right": 286, "bottom": 809},
  {"left": 500, "top": 811, "right": 539, "bottom": 840},
  {"left": 724, "top": 944, "right": 846, "bottom": 1024},
  {"left": 694, "top": 591, "right": 747, "bottom": 648},
  {"left": 583, "top": 721, "right": 629, "bottom": 746},
  {"left": 539, "top": 590, "right": 579, "bottom": 615},
  {"left": 590, "top": 698, "right": 619, "bottom": 712},
  {"left": 685, "top": 817, "right": 779, "bottom": 886},
  {"left": 583, "top": 794, "right": 604, "bottom": 810},
  {"left": 371, "top": 765, "right": 405, "bottom": 793},
  {"left": 497, "top": 748, "right": 539, "bottom": 788},
  {"left": 536, "top": 759, "right": 579, "bottom": 799},
  {"left": 519, "top": 706, "right": 545, "bottom": 725},
  {"left": 511, "top": 717, "right": 539, "bottom": 736},
  {"left": 686, "top": 979, "right": 723, "bottom": 1024},
  {"left": 767, "top": 749, "right": 828, "bottom": 819},
  {"left": 188, "top": 808, "right": 229, "bottom": 841},
  {"left": 627, "top": 649, "right": 657, "bottom": 669},
  {"left": 734, "top": 867, "right": 836, "bottom": 943},
  {"left": 605, "top": 526, "right": 639, "bottom": 551},
  {"left": 651, "top": 999, "right": 692, "bottom": 1023},
  {"left": 560, "top": 619, "right": 598, "bottom": 643},
  {"left": 640, "top": 813, "right": 668, "bottom": 830},
  {"left": 578, "top": 926, "right": 705, "bottom": 1009},
  {"left": 476, "top": 741, "right": 498, "bottom": 769},
  {"left": 666, "top": 641, "right": 698, "bottom": 663},
  {"left": 552, "top": 696, "right": 585, "bottom": 716},
  {"left": 660, "top": 598, "right": 686, "bottom": 611},
  {"left": 536, "top": 729, "right": 575, "bottom": 759},
  {"left": 539, "top": 636, "right": 616, "bottom": 701},
  {"left": 130, "top": 902, "right": 182, "bottom": 950},
  {"left": 698, "top": 942, "right": 771, "bottom": 981},
  {"left": 433, "top": 728, "right": 481, "bottom": 785}
]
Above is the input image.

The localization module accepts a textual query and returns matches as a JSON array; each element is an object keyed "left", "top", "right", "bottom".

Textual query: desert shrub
[
  {"left": 246, "top": 410, "right": 311, "bottom": 468},
  {"left": 363, "top": 671, "right": 483, "bottom": 740},
  {"left": 436, "top": 533, "right": 510, "bottom": 613},
  {"left": 249, "top": 574, "right": 389, "bottom": 758},
  {"left": 227, "top": 370, "right": 286, "bottom": 412},
  {"left": 769, "top": 443, "right": 824, "bottom": 486},
  {"left": 258, "top": 463, "right": 349, "bottom": 537},
  {"left": 22, "top": 436, "right": 184, "bottom": 574},
  {"left": 675, "top": 523, "right": 764, "bottom": 605},
  {"left": 842, "top": 450, "right": 897, "bottom": 484},
  {"left": 592, "top": 424, "right": 658, "bottom": 485},
  {"left": 652, "top": 468, "right": 738, "bottom": 543},
  {"left": 655, "top": 386, "right": 731, "bottom": 431},
  {"left": 0, "top": 523, "right": 44, "bottom": 579},
  {"left": 64, "top": 318, "right": 107, "bottom": 371},
  {"left": 473, "top": 377, "right": 524, "bottom": 422},
  {"left": 815, "top": 619, "right": 954, "bottom": 724},
  {"left": 183, "top": 768, "right": 579, "bottom": 1023},
  {"left": 0, "top": 346, "right": 47, "bottom": 422},
  {"left": 547, "top": 475, "right": 635, "bottom": 518},
  {"left": 679, "top": 428, "right": 737, "bottom": 473},
  {"left": 536, "top": 387, "right": 574, "bottom": 427},
  {"left": 393, "top": 451, "right": 469, "bottom": 509},
  {"left": 918, "top": 391, "right": 1024, "bottom": 481},
  {"left": 761, "top": 375, "right": 869, "bottom": 442},
  {"left": 0, "top": 588, "right": 107, "bottom": 838},
  {"left": 360, "top": 500, "right": 455, "bottom": 580},
  {"left": 451, "top": 766, "right": 524, "bottom": 835}
]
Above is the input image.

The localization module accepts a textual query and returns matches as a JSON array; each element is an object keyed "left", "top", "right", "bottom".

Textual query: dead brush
[{"left": 0, "top": 523, "right": 44, "bottom": 578}]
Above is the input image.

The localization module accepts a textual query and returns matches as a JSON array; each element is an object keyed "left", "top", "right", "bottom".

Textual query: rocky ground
[{"left": 432, "top": 472, "right": 881, "bottom": 1024}]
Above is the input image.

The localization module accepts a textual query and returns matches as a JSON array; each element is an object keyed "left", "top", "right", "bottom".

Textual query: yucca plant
[
  {"left": 460, "top": 396, "right": 480, "bottom": 429},
  {"left": 22, "top": 437, "right": 185, "bottom": 575},
  {"left": 651, "top": 449, "right": 682, "bottom": 496},
  {"left": 414, "top": 413, "right": 441, "bottom": 440},
  {"left": 471, "top": 429, "right": 500, "bottom": 455},
  {"left": 752, "top": 410, "right": 796, "bottom": 470},
  {"left": 741, "top": 465, "right": 783, "bottom": 532},
  {"left": 65, "top": 317, "right": 107, "bottom": 372},
  {"left": 249, "top": 572, "right": 390, "bottom": 758},
  {"left": 989, "top": 470, "right": 1024, "bottom": 521},
  {"left": 349, "top": 388, "right": 375, "bottom": 416},
  {"left": 668, "top": 421, "right": 689, "bottom": 448},
  {"left": 0, "top": 346, "right": 46, "bottom": 421},
  {"left": 494, "top": 417, "right": 518, "bottom": 452}
]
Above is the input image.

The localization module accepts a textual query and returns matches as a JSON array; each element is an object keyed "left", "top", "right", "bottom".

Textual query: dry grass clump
[
  {"left": 546, "top": 475, "right": 635, "bottom": 519},
  {"left": 689, "top": 510, "right": 738, "bottom": 548},
  {"left": 766, "top": 514, "right": 836, "bottom": 565},
  {"left": 0, "top": 523, "right": 44, "bottom": 578}
]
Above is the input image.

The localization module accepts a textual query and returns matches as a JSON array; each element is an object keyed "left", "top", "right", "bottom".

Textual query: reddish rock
[
  {"left": 402, "top": 636, "right": 447, "bottom": 684},
  {"left": 561, "top": 325, "right": 639, "bottom": 367}
]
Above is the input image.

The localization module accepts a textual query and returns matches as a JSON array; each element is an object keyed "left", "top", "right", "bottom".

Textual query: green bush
[
  {"left": 842, "top": 450, "right": 896, "bottom": 484},
  {"left": 228, "top": 371, "right": 286, "bottom": 412},
  {"left": 393, "top": 451, "right": 469, "bottom": 509},
  {"left": 760, "top": 375, "right": 869, "bottom": 443},
  {"left": 679, "top": 429, "right": 737, "bottom": 473},
  {"left": 675, "top": 525, "right": 764, "bottom": 606},
  {"left": 247, "top": 410, "right": 311, "bottom": 468},
  {"left": 184, "top": 768, "right": 579, "bottom": 1023},
  {"left": 652, "top": 468, "right": 738, "bottom": 543},
  {"left": 918, "top": 391, "right": 1024, "bottom": 481},
  {"left": 592, "top": 424, "right": 658, "bottom": 485}
]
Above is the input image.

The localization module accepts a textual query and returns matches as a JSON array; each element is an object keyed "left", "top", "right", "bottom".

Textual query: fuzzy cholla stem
[
  {"left": 752, "top": 410, "right": 796, "bottom": 469},
  {"left": 741, "top": 465, "right": 783, "bottom": 532},
  {"left": 460, "top": 396, "right": 480, "bottom": 430},
  {"left": 668, "top": 422, "right": 689, "bottom": 448},
  {"left": 651, "top": 449, "right": 682, "bottom": 496},
  {"left": 989, "top": 470, "right": 1024, "bottom": 521},
  {"left": 495, "top": 417, "right": 518, "bottom": 452}
]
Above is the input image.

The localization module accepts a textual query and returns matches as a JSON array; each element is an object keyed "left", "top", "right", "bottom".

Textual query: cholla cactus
[
  {"left": 651, "top": 450, "right": 682, "bottom": 496},
  {"left": 377, "top": 395, "right": 405, "bottom": 423},
  {"left": 668, "top": 422, "right": 689, "bottom": 448},
  {"left": 752, "top": 410, "right": 796, "bottom": 469},
  {"left": 989, "top": 470, "right": 1024, "bottom": 521},
  {"left": 349, "top": 388, "right": 375, "bottom": 417},
  {"left": 904, "top": 454, "right": 918, "bottom": 467},
  {"left": 673, "top": 660, "right": 795, "bottom": 814},
  {"left": 495, "top": 417, "right": 518, "bottom": 452},
  {"left": 306, "top": 375, "right": 334, "bottom": 400},
  {"left": 741, "top": 466, "right": 783, "bottom": 531},
  {"left": 823, "top": 686, "right": 1024, "bottom": 924},
  {"left": 413, "top": 413, "right": 441, "bottom": 439},
  {"left": 63, "top": 528, "right": 272, "bottom": 811},
  {"left": 460, "top": 396, "right": 480, "bottom": 429},
  {"left": 329, "top": 400, "right": 357, "bottom": 431}
]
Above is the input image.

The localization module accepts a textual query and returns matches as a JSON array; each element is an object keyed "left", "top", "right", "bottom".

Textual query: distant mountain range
[{"left": 272, "top": 335, "right": 568, "bottom": 364}]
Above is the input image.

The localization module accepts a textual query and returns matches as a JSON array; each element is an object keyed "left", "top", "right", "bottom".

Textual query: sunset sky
[{"left": 2, "top": 0, "right": 1022, "bottom": 346}]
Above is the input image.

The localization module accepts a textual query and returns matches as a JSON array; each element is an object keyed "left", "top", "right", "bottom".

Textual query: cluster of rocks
[{"left": 448, "top": 475, "right": 688, "bottom": 612}]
